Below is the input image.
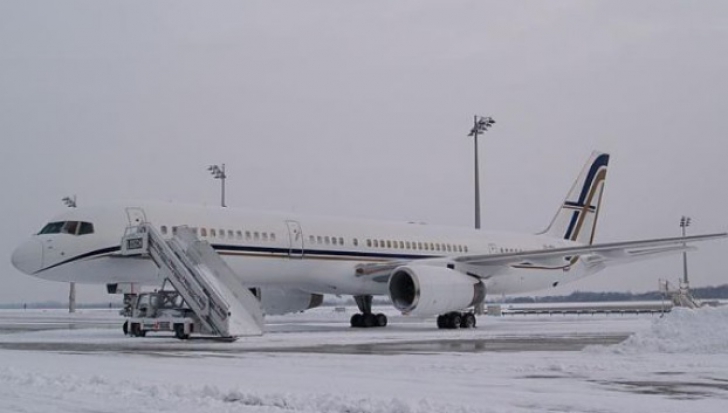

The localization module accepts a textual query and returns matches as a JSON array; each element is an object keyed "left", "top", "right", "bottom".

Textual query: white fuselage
[{"left": 12, "top": 202, "right": 602, "bottom": 297}]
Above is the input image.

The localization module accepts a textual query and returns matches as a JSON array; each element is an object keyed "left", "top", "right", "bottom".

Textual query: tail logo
[{"left": 563, "top": 154, "right": 609, "bottom": 243}]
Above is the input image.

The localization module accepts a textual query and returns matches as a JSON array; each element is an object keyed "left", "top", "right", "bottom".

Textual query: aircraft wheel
[
  {"left": 449, "top": 313, "right": 462, "bottom": 329},
  {"left": 375, "top": 313, "right": 388, "bottom": 327},
  {"left": 122, "top": 321, "right": 129, "bottom": 336},
  {"left": 461, "top": 313, "right": 476, "bottom": 329},
  {"left": 350, "top": 313, "right": 363, "bottom": 328},
  {"left": 130, "top": 323, "right": 141, "bottom": 337},
  {"left": 363, "top": 313, "right": 377, "bottom": 328}
]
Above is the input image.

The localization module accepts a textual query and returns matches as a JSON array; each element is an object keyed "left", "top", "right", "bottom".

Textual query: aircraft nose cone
[{"left": 11, "top": 238, "right": 43, "bottom": 275}]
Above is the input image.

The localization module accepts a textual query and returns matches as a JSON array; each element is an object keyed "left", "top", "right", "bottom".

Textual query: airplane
[{"left": 10, "top": 151, "right": 727, "bottom": 330}]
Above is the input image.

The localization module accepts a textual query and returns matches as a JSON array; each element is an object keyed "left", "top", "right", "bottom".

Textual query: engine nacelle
[
  {"left": 388, "top": 265, "right": 485, "bottom": 317},
  {"left": 259, "top": 287, "right": 324, "bottom": 315}
]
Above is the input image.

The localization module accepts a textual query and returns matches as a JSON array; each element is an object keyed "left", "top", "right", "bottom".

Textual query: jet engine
[
  {"left": 388, "top": 265, "right": 485, "bottom": 317},
  {"left": 258, "top": 287, "right": 324, "bottom": 315}
]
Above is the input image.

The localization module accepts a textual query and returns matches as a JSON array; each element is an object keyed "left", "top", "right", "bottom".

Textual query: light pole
[
  {"left": 680, "top": 215, "right": 691, "bottom": 285},
  {"left": 208, "top": 164, "right": 227, "bottom": 207},
  {"left": 62, "top": 195, "right": 77, "bottom": 313},
  {"left": 467, "top": 115, "right": 495, "bottom": 230}
]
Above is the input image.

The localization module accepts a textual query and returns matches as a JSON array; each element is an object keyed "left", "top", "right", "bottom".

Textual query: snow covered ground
[{"left": 0, "top": 306, "right": 726, "bottom": 412}]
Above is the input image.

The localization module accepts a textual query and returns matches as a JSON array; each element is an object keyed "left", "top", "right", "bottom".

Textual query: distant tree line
[{"left": 502, "top": 284, "right": 728, "bottom": 304}]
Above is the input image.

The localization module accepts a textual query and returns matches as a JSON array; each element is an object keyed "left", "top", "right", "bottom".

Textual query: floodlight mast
[
  {"left": 680, "top": 216, "right": 691, "bottom": 284},
  {"left": 208, "top": 164, "right": 227, "bottom": 207},
  {"left": 467, "top": 116, "right": 495, "bottom": 230},
  {"left": 62, "top": 195, "right": 77, "bottom": 313}
]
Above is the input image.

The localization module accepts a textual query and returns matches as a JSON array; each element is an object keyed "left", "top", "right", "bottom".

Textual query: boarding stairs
[
  {"left": 659, "top": 279, "right": 700, "bottom": 309},
  {"left": 120, "top": 223, "right": 264, "bottom": 339}
]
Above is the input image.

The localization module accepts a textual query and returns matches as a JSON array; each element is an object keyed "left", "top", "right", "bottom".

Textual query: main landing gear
[
  {"left": 437, "top": 311, "right": 477, "bottom": 329},
  {"left": 350, "top": 295, "right": 388, "bottom": 328}
]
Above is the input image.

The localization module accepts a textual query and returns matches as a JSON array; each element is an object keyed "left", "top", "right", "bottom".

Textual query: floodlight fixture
[
  {"left": 62, "top": 195, "right": 77, "bottom": 208},
  {"left": 208, "top": 163, "right": 227, "bottom": 207}
]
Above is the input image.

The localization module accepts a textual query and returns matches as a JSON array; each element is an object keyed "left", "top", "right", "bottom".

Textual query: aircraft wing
[{"left": 355, "top": 232, "right": 727, "bottom": 281}]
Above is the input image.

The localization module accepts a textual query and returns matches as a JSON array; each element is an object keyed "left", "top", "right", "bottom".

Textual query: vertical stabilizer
[{"left": 540, "top": 151, "right": 610, "bottom": 245}]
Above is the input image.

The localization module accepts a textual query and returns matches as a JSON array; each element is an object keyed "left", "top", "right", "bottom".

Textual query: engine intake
[{"left": 388, "top": 265, "right": 485, "bottom": 317}]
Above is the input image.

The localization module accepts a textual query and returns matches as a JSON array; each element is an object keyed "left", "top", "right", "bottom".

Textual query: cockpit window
[
  {"left": 39, "top": 222, "right": 64, "bottom": 234},
  {"left": 78, "top": 222, "right": 94, "bottom": 235},
  {"left": 62, "top": 221, "right": 78, "bottom": 235},
  {"left": 38, "top": 221, "right": 94, "bottom": 236}
]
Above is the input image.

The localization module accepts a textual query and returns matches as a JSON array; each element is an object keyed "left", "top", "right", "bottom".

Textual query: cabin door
[
  {"left": 285, "top": 220, "right": 304, "bottom": 259},
  {"left": 125, "top": 207, "right": 147, "bottom": 227}
]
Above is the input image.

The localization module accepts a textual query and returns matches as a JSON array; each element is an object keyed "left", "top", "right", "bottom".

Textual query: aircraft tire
[
  {"left": 350, "top": 313, "right": 363, "bottom": 328},
  {"left": 363, "top": 313, "right": 377, "bottom": 328},
  {"left": 449, "top": 313, "right": 462, "bottom": 329},
  {"left": 461, "top": 313, "right": 476, "bottom": 329},
  {"left": 122, "top": 321, "right": 129, "bottom": 336},
  {"left": 375, "top": 313, "right": 388, "bottom": 327}
]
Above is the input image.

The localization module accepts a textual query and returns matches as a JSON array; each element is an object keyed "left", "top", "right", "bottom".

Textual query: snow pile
[
  {"left": 597, "top": 306, "right": 728, "bottom": 354},
  {"left": 0, "top": 367, "right": 494, "bottom": 413}
]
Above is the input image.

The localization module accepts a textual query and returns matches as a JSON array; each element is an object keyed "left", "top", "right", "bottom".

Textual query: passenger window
[
  {"left": 386, "top": 240, "right": 391, "bottom": 248},
  {"left": 366, "top": 239, "right": 371, "bottom": 247},
  {"left": 219, "top": 229, "right": 225, "bottom": 238},
  {"left": 228, "top": 230, "right": 234, "bottom": 238},
  {"left": 465, "top": 246, "right": 469, "bottom": 253},
  {"left": 210, "top": 229, "right": 216, "bottom": 237},
  {"left": 236, "top": 230, "right": 243, "bottom": 240},
  {"left": 339, "top": 237, "right": 344, "bottom": 245},
  {"left": 262, "top": 233, "right": 268, "bottom": 241},
  {"left": 246, "top": 231, "right": 251, "bottom": 240},
  {"left": 324, "top": 236, "right": 330, "bottom": 245},
  {"left": 332, "top": 237, "right": 337, "bottom": 245},
  {"left": 254, "top": 232, "right": 260, "bottom": 241},
  {"left": 317, "top": 236, "right": 323, "bottom": 244},
  {"left": 78, "top": 222, "right": 94, "bottom": 235},
  {"left": 417, "top": 242, "right": 422, "bottom": 250},
  {"left": 192, "top": 227, "right": 198, "bottom": 235},
  {"left": 309, "top": 235, "right": 315, "bottom": 244},
  {"left": 270, "top": 233, "right": 276, "bottom": 241},
  {"left": 405, "top": 241, "right": 410, "bottom": 249},
  {"left": 353, "top": 238, "right": 359, "bottom": 246},
  {"left": 373, "top": 240, "right": 379, "bottom": 248},
  {"left": 161, "top": 226, "right": 168, "bottom": 235},
  {"left": 201, "top": 228, "right": 207, "bottom": 237}
]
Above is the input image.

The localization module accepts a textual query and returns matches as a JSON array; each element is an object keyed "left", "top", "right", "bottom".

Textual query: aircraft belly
[{"left": 223, "top": 255, "right": 386, "bottom": 295}]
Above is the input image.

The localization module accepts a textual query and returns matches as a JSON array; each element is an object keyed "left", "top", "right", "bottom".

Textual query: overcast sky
[{"left": 1, "top": 1, "right": 727, "bottom": 303}]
